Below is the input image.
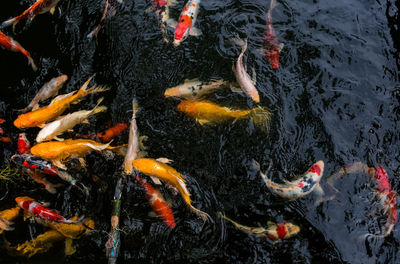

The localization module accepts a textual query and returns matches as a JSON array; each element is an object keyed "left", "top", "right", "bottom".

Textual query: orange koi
[
  {"left": 30, "top": 138, "right": 126, "bottom": 170},
  {"left": 0, "top": 207, "right": 21, "bottom": 234},
  {"left": 132, "top": 158, "right": 211, "bottom": 222},
  {"left": 177, "top": 100, "right": 271, "bottom": 130},
  {"left": 97, "top": 123, "right": 128, "bottom": 143},
  {"left": 2, "top": 0, "right": 60, "bottom": 31},
  {"left": 136, "top": 176, "right": 175, "bottom": 228},
  {"left": 0, "top": 137, "right": 11, "bottom": 143},
  {"left": 0, "top": 30, "right": 36, "bottom": 70},
  {"left": 13, "top": 76, "right": 108, "bottom": 129}
]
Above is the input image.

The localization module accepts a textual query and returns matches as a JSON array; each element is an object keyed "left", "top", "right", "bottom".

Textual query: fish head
[
  {"left": 15, "top": 196, "right": 34, "bottom": 208},
  {"left": 283, "top": 222, "right": 300, "bottom": 237},
  {"left": 266, "top": 49, "right": 279, "bottom": 69},
  {"left": 375, "top": 165, "right": 388, "bottom": 180},
  {"left": 164, "top": 88, "right": 177, "bottom": 98},
  {"left": 176, "top": 100, "right": 195, "bottom": 114},
  {"left": 308, "top": 160, "right": 324, "bottom": 177},
  {"left": 13, "top": 115, "right": 32, "bottom": 129},
  {"left": 173, "top": 14, "right": 192, "bottom": 46}
]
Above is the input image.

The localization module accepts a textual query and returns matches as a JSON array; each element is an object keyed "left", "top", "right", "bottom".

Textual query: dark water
[{"left": 1, "top": 0, "right": 399, "bottom": 263}]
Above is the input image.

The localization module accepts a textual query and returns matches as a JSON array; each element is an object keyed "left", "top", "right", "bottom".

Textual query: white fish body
[
  {"left": 164, "top": 79, "right": 230, "bottom": 99},
  {"left": 123, "top": 99, "right": 139, "bottom": 175}
]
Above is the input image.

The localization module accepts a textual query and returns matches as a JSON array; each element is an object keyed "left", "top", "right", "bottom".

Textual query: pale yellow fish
[{"left": 164, "top": 78, "right": 231, "bottom": 99}]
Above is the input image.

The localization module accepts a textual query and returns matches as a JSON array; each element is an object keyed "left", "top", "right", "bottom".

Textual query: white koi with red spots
[
  {"left": 172, "top": 0, "right": 202, "bottom": 46},
  {"left": 255, "top": 160, "right": 325, "bottom": 200}
]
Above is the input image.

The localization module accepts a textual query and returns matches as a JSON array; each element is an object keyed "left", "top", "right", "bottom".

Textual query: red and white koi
[
  {"left": 1, "top": 0, "right": 60, "bottom": 31},
  {"left": 172, "top": 0, "right": 202, "bottom": 46},
  {"left": 232, "top": 38, "right": 260, "bottom": 103},
  {"left": 17, "top": 133, "right": 31, "bottom": 154},
  {"left": 263, "top": 0, "right": 283, "bottom": 69},
  {"left": 255, "top": 160, "right": 325, "bottom": 202},
  {"left": 0, "top": 30, "right": 36, "bottom": 70},
  {"left": 18, "top": 75, "right": 68, "bottom": 113},
  {"left": 136, "top": 176, "right": 175, "bottom": 228},
  {"left": 218, "top": 212, "right": 300, "bottom": 242},
  {"left": 16, "top": 196, "right": 78, "bottom": 224}
]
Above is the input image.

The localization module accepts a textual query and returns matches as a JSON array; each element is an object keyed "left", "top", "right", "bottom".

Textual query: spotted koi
[
  {"left": 256, "top": 160, "right": 325, "bottom": 201},
  {"left": 172, "top": 0, "right": 202, "bottom": 46},
  {"left": 16, "top": 196, "right": 78, "bottom": 224}
]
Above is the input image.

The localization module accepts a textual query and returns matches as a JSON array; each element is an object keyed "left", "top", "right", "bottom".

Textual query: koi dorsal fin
[{"left": 49, "top": 91, "right": 75, "bottom": 106}]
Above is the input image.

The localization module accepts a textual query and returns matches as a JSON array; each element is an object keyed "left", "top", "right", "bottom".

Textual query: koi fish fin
[
  {"left": 54, "top": 136, "right": 64, "bottom": 141},
  {"left": 278, "top": 43, "right": 284, "bottom": 53},
  {"left": 0, "top": 218, "right": 15, "bottom": 231},
  {"left": 85, "top": 140, "right": 112, "bottom": 151},
  {"left": 156, "top": 158, "right": 173, "bottom": 164},
  {"left": 45, "top": 183, "right": 62, "bottom": 194},
  {"left": 81, "top": 119, "right": 90, "bottom": 124},
  {"left": 31, "top": 104, "right": 40, "bottom": 111},
  {"left": 64, "top": 238, "right": 76, "bottom": 256},
  {"left": 267, "top": 221, "right": 276, "bottom": 228},
  {"left": 78, "top": 158, "right": 87, "bottom": 168},
  {"left": 106, "top": 144, "right": 128, "bottom": 156},
  {"left": 50, "top": 7, "right": 56, "bottom": 15},
  {"left": 1, "top": 18, "right": 18, "bottom": 32},
  {"left": 197, "top": 119, "right": 211, "bottom": 125},
  {"left": 90, "top": 97, "right": 107, "bottom": 115},
  {"left": 251, "top": 67, "right": 257, "bottom": 86},
  {"left": 166, "top": 18, "right": 177, "bottom": 28},
  {"left": 313, "top": 184, "right": 325, "bottom": 206},
  {"left": 150, "top": 176, "right": 162, "bottom": 185},
  {"left": 139, "top": 135, "right": 148, "bottom": 150},
  {"left": 37, "top": 123, "right": 46, "bottom": 129},
  {"left": 229, "top": 85, "right": 244, "bottom": 93},
  {"left": 27, "top": 56, "right": 37, "bottom": 71},
  {"left": 250, "top": 106, "right": 272, "bottom": 132},
  {"left": 148, "top": 211, "right": 158, "bottom": 218},
  {"left": 53, "top": 160, "right": 67, "bottom": 170},
  {"left": 49, "top": 91, "right": 75, "bottom": 106},
  {"left": 189, "top": 27, "right": 202, "bottom": 37}
]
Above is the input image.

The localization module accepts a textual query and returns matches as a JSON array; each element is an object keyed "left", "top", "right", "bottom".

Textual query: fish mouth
[
  {"left": 173, "top": 40, "right": 181, "bottom": 47},
  {"left": 315, "top": 160, "right": 324, "bottom": 170}
]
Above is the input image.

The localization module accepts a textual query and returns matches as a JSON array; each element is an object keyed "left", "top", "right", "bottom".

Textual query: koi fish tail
[
  {"left": 45, "top": 183, "right": 63, "bottom": 194},
  {"left": 0, "top": 217, "right": 15, "bottom": 231},
  {"left": 106, "top": 144, "right": 128, "bottom": 156},
  {"left": 250, "top": 106, "right": 272, "bottom": 131},
  {"left": 132, "top": 98, "right": 139, "bottom": 116},
  {"left": 27, "top": 56, "right": 37, "bottom": 71},
  {"left": 2, "top": 17, "right": 19, "bottom": 32},
  {"left": 80, "top": 85, "right": 110, "bottom": 98},
  {"left": 189, "top": 205, "right": 212, "bottom": 223},
  {"left": 90, "top": 97, "right": 107, "bottom": 116},
  {"left": 87, "top": 26, "right": 101, "bottom": 40}
]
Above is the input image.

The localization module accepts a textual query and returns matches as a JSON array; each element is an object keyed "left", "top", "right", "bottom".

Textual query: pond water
[{"left": 0, "top": 0, "right": 399, "bottom": 263}]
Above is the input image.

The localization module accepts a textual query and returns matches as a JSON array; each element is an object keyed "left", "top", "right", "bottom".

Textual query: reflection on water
[{"left": 0, "top": 0, "right": 399, "bottom": 263}]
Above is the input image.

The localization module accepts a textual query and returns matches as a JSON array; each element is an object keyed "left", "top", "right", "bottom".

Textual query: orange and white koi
[
  {"left": 172, "top": 0, "right": 202, "bottom": 46},
  {"left": 256, "top": 160, "right": 325, "bottom": 202},
  {"left": 87, "top": 0, "right": 123, "bottom": 40},
  {"left": 0, "top": 30, "right": 36, "bottom": 70},
  {"left": 232, "top": 38, "right": 260, "bottom": 102},
  {"left": 132, "top": 158, "right": 211, "bottom": 222},
  {"left": 263, "top": 0, "right": 283, "bottom": 69},
  {"left": 14, "top": 76, "right": 108, "bottom": 129},
  {"left": 1, "top": 0, "right": 60, "bottom": 31},
  {"left": 30, "top": 139, "right": 126, "bottom": 170},
  {"left": 164, "top": 79, "right": 231, "bottom": 99},
  {"left": 177, "top": 100, "right": 271, "bottom": 130},
  {"left": 36, "top": 98, "right": 107, "bottom": 142},
  {"left": 18, "top": 133, "right": 31, "bottom": 154},
  {"left": 0, "top": 207, "right": 20, "bottom": 234},
  {"left": 136, "top": 176, "right": 175, "bottom": 228},
  {"left": 16, "top": 196, "right": 78, "bottom": 224},
  {"left": 18, "top": 75, "right": 68, "bottom": 113},
  {"left": 218, "top": 212, "right": 300, "bottom": 242}
]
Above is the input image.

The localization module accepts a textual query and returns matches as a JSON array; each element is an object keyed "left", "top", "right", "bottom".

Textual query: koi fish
[
  {"left": 11, "top": 153, "right": 88, "bottom": 194},
  {"left": 27, "top": 169, "right": 62, "bottom": 194},
  {"left": 30, "top": 139, "right": 126, "bottom": 170},
  {"left": 0, "top": 207, "right": 20, "bottom": 234},
  {"left": 177, "top": 100, "right": 271, "bottom": 130},
  {"left": 0, "top": 137, "right": 11, "bottom": 143},
  {"left": 256, "top": 160, "right": 325, "bottom": 203},
  {"left": 18, "top": 133, "right": 31, "bottom": 154},
  {"left": 263, "top": 0, "right": 283, "bottom": 69},
  {"left": 150, "top": 0, "right": 177, "bottom": 42},
  {"left": 97, "top": 123, "right": 128, "bottom": 143},
  {"left": 14, "top": 76, "right": 109, "bottom": 129},
  {"left": 87, "top": 0, "right": 123, "bottom": 40},
  {"left": 217, "top": 212, "right": 300, "bottom": 241},
  {"left": 0, "top": 118, "right": 5, "bottom": 134},
  {"left": 164, "top": 79, "right": 232, "bottom": 99},
  {"left": 1, "top": 0, "right": 60, "bottom": 31},
  {"left": 136, "top": 176, "right": 175, "bottom": 228},
  {"left": 18, "top": 75, "right": 68, "bottom": 113},
  {"left": 232, "top": 38, "right": 260, "bottom": 102},
  {"left": 132, "top": 158, "right": 211, "bottom": 222},
  {"left": 123, "top": 99, "right": 140, "bottom": 175},
  {"left": 0, "top": 30, "right": 36, "bottom": 70},
  {"left": 16, "top": 196, "right": 78, "bottom": 224},
  {"left": 36, "top": 97, "right": 107, "bottom": 142},
  {"left": 172, "top": 0, "right": 202, "bottom": 46}
]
